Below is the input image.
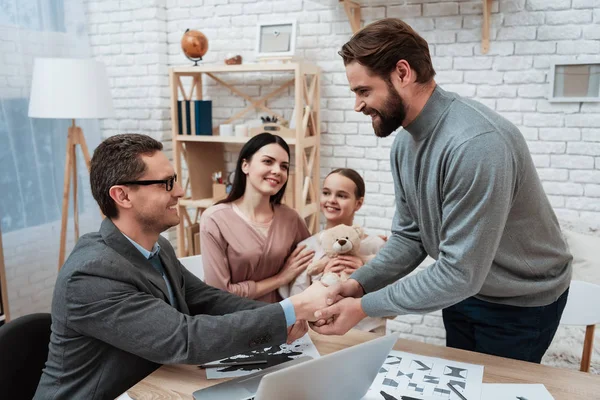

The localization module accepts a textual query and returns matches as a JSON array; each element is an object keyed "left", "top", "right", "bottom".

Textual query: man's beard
[
  {"left": 136, "top": 209, "right": 179, "bottom": 235},
  {"left": 365, "top": 83, "right": 406, "bottom": 138}
]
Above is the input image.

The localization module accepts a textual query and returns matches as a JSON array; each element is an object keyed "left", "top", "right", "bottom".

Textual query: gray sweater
[{"left": 352, "top": 86, "right": 572, "bottom": 317}]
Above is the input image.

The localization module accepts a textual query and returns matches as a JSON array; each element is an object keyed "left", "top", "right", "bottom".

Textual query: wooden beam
[
  {"left": 481, "top": 0, "right": 493, "bottom": 54},
  {"left": 300, "top": 202, "right": 318, "bottom": 219},
  {"left": 340, "top": 0, "right": 361, "bottom": 34},
  {"left": 170, "top": 70, "right": 187, "bottom": 257}
]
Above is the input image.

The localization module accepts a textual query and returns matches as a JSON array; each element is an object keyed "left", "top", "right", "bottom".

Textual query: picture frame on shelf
[
  {"left": 548, "top": 61, "right": 600, "bottom": 103},
  {"left": 256, "top": 20, "right": 297, "bottom": 60}
]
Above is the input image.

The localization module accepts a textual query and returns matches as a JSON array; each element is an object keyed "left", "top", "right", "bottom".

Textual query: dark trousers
[{"left": 442, "top": 289, "right": 569, "bottom": 363}]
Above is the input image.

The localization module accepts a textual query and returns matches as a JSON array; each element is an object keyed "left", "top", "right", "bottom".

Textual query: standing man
[
  {"left": 35, "top": 134, "right": 329, "bottom": 400},
  {"left": 313, "top": 18, "right": 572, "bottom": 363}
]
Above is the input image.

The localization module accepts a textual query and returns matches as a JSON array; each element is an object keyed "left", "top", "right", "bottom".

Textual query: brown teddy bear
[{"left": 306, "top": 224, "right": 374, "bottom": 286}]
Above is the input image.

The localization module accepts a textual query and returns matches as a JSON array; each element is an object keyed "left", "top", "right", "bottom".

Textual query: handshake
[{"left": 288, "top": 279, "right": 368, "bottom": 336}]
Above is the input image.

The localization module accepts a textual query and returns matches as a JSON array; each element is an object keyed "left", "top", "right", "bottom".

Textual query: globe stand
[{"left": 185, "top": 54, "right": 203, "bottom": 66}]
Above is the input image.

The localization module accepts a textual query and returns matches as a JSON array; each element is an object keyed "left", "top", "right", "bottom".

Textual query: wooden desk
[{"left": 127, "top": 329, "right": 600, "bottom": 400}]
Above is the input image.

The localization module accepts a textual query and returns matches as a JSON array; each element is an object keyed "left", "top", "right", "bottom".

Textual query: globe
[{"left": 181, "top": 29, "right": 208, "bottom": 66}]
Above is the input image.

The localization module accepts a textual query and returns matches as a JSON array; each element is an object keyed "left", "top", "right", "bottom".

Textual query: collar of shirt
[{"left": 122, "top": 233, "right": 161, "bottom": 260}]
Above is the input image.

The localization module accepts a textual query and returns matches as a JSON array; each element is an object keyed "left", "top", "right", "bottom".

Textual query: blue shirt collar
[{"left": 122, "top": 233, "right": 160, "bottom": 260}]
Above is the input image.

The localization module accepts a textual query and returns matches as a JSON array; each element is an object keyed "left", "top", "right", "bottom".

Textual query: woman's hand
[
  {"left": 278, "top": 245, "right": 315, "bottom": 285},
  {"left": 323, "top": 255, "right": 364, "bottom": 276}
]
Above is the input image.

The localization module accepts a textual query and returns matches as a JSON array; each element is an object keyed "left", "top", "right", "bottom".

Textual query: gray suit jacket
[{"left": 34, "top": 218, "right": 287, "bottom": 400}]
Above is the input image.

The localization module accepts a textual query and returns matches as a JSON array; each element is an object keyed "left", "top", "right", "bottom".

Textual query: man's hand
[
  {"left": 289, "top": 281, "right": 340, "bottom": 321},
  {"left": 286, "top": 320, "right": 308, "bottom": 344},
  {"left": 311, "top": 279, "right": 365, "bottom": 327},
  {"left": 325, "top": 279, "right": 364, "bottom": 305},
  {"left": 309, "top": 297, "right": 367, "bottom": 335}
]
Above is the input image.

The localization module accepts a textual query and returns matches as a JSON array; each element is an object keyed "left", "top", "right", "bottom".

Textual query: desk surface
[{"left": 127, "top": 329, "right": 600, "bottom": 400}]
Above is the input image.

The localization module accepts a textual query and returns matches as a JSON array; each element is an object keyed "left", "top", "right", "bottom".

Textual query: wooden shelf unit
[{"left": 169, "top": 62, "right": 321, "bottom": 257}]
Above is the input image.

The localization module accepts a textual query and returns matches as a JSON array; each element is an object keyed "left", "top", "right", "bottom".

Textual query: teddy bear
[{"left": 306, "top": 224, "right": 374, "bottom": 286}]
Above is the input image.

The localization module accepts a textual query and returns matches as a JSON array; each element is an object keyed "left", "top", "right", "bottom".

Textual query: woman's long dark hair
[{"left": 217, "top": 132, "right": 291, "bottom": 206}]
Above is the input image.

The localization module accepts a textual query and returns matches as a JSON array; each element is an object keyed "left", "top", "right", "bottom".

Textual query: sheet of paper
[
  {"left": 480, "top": 383, "right": 555, "bottom": 400},
  {"left": 365, "top": 349, "right": 484, "bottom": 400},
  {"left": 205, "top": 333, "right": 320, "bottom": 379}
]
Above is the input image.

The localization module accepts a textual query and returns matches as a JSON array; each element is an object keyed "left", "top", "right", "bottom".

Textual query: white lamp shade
[{"left": 28, "top": 58, "right": 115, "bottom": 119}]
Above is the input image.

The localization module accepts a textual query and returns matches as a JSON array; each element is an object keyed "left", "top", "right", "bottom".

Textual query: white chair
[
  {"left": 178, "top": 254, "right": 204, "bottom": 281},
  {"left": 560, "top": 280, "right": 600, "bottom": 372}
]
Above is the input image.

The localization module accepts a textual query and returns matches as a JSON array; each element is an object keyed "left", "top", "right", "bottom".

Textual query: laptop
[{"left": 193, "top": 333, "right": 398, "bottom": 400}]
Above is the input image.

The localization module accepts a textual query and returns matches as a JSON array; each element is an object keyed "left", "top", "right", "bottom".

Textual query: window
[{"left": 0, "top": 0, "right": 65, "bottom": 32}]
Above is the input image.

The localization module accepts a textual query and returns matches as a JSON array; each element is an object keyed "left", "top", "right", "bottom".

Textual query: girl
[
  {"left": 282, "top": 168, "right": 387, "bottom": 332},
  {"left": 201, "top": 133, "right": 314, "bottom": 303},
  {"left": 320, "top": 168, "right": 386, "bottom": 275}
]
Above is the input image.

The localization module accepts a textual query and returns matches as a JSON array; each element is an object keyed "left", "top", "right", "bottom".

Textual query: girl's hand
[
  {"left": 278, "top": 245, "right": 315, "bottom": 285},
  {"left": 323, "top": 255, "right": 364, "bottom": 276},
  {"left": 378, "top": 234, "right": 388, "bottom": 242}
]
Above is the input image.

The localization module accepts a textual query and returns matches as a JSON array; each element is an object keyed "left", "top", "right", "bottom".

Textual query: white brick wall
[
  {"left": 76, "top": 0, "right": 600, "bottom": 364},
  {"left": 85, "top": 0, "right": 171, "bottom": 144}
]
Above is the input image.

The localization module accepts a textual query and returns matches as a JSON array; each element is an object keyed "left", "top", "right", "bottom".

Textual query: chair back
[
  {"left": 560, "top": 280, "right": 600, "bottom": 372},
  {"left": 179, "top": 254, "right": 204, "bottom": 281},
  {"left": 561, "top": 280, "right": 600, "bottom": 326},
  {"left": 0, "top": 312, "right": 51, "bottom": 399}
]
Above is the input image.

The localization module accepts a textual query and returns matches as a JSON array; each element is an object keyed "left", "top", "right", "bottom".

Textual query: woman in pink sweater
[{"left": 200, "top": 133, "right": 314, "bottom": 303}]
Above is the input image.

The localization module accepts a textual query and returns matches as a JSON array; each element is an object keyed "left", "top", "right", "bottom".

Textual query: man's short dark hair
[
  {"left": 338, "top": 18, "right": 435, "bottom": 84},
  {"left": 90, "top": 133, "right": 163, "bottom": 218}
]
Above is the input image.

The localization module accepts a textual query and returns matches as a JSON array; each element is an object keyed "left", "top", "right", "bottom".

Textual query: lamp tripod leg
[
  {"left": 77, "top": 127, "right": 104, "bottom": 219},
  {"left": 78, "top": 127, "right": 93, "bottom": 172},
  {"left": 72, "top": 143, "right": 79, "bottom": 241},
  {"left": 58, "top": 130, "right": 75, "bottom": 270}
]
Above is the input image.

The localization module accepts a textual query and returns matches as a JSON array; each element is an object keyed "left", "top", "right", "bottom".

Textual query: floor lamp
[{"left": 28, "top": 58, "right": 114, "bottom": 269}]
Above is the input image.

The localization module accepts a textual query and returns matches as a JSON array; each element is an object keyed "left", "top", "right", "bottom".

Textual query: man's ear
[
  {"left": 109, "top": 185, "right": 133, "bottom": 211},
  {"left": 392, "top": 59, "right": 412, "bottom": 88}
]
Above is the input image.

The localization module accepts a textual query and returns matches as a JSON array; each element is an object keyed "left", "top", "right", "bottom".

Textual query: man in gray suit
[{"left": 34, "top": 134, "right": 328, "bottom": 400}]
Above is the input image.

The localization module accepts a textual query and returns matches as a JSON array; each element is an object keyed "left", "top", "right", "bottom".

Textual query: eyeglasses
[{"left": 118, "top": 174, "right": 178, "bottom": 192}]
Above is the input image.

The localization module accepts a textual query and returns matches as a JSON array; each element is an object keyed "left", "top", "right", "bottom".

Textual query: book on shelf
[{"left": 177, "top": 100, "right": 212, "bottom": 136}]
